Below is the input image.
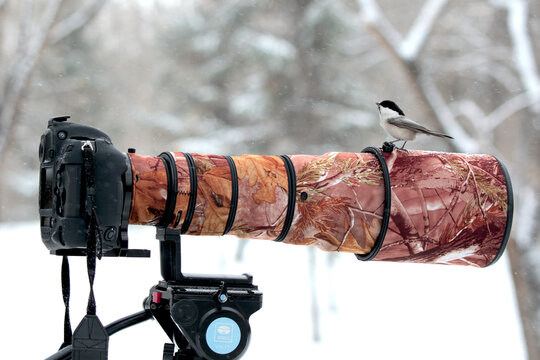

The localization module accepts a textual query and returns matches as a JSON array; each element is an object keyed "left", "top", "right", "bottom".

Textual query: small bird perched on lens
[{"left": 376, "top": 100, "right": 453, "bottom": 150}]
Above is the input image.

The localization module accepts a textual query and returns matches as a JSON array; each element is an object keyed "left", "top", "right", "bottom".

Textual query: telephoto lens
[{"left": 128, "top": 148, "right": 512, "bottom": 267}]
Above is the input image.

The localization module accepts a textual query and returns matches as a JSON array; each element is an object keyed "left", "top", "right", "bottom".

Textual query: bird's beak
[{"left": 375, "top": 102, "right": 380, "bottom": 107}]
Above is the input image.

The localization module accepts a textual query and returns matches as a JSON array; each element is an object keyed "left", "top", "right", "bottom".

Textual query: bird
[{"left": 376, "top": 100, "right": 453, "bottom": 150}]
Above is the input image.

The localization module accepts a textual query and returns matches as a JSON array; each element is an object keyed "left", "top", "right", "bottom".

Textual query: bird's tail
[{"left": 424, "top": 129, "right": 454, "bottom": 139}]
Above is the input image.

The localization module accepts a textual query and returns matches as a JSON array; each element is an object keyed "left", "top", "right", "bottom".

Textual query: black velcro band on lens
[
  {"left": 157, "top": 152, "right": 178, "bottom": 228},
  {"left": 355, "top": 147, "right": 391, "bottom": 261},
  {"left": 181, "top": 153, "right": 197, "bottom": 234},
  {"left": 223, "top": 156, "right": 238, "bottom": 235},
  {"left": 275, "top": 155, "right": 296, "bottom": 242}
]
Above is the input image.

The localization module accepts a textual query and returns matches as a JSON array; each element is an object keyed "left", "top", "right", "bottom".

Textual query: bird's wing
[
  {"left": 388, "top": 116, "right": 454, "bottom": 138},
  {"left": 387, "top": 116, "right": 431, "bottom": 132}
]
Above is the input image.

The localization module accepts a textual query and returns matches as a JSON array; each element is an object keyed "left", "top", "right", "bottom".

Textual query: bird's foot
[{"left": 399, "top": 141, "right": 409, "bottom": 152}]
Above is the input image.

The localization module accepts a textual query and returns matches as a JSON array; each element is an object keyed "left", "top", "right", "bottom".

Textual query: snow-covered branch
[
  {"left": 450, "top": 94, "right": 539, "bottom": 144},
  {"left": 484, "top": 92, "right": 540, "bottom": 131},
  {"left": 356, "top": 0, "right": 538, "bottom": 154},
  {"left": 356, "top": 0, "right": 402, "bottom": 51},
  {"left": 50, "top": 0, "right": 108, "bottom": 45},
  {"left": 358, "top": 0, "right": 448, "bottom": 62},
  {"left": 0, "top": 0, "right": 107, "bottom": 159},
  {"left": 17, "top": 0, "right": 34, "bottom": 54},
  {"left": 0, "top": 0, "right": 63, "bottom": 131},
  {"left": 418, "top": 75, "right": 479, "bottom": 153},
  {"left": 491, "top": 0, "right": 540, "bottom": 113},
  {"left": 515, "top": 186, "right": 538, "bottom": 248},
  {"left": 400, "top": 0, "right": 449, "bottom": 61},
  {"left": 449, "top": 100, "right": 486, "bottom": 132},
  {"left": 356, "top": 0, "right": 479, "bottom": 153}
]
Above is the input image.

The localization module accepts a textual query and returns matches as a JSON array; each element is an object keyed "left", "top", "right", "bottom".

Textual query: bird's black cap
[{"left": 377, "top": 100, "right": 405, "bottom": 116}]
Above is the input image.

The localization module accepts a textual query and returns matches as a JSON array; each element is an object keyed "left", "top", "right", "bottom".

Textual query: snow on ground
[{"left": 0, "top": 222, "right": 526, "bottom": 359}]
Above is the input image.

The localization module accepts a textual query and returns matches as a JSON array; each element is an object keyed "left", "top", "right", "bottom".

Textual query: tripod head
[{"left": 149, "top": 228, "right": 262, "bottom": 360}]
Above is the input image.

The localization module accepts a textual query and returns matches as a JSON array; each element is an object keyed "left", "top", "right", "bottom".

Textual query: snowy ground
[{"left": 0, "top": 222, "right": 526, "bottom": 359}]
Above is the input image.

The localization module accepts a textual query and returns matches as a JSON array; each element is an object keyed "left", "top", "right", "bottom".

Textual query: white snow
[{"left": 0, "top": 222, "right": 526, "bottom": 359}]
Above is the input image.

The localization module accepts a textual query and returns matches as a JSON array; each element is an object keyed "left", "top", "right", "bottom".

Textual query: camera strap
[
  {"left": 59, "top": 255, "right": 72, "bottom": 349},
  {"left": 64, "top": 141, "right": 109, "bottom": 359},
  {"left": 82, "top": 141, "right": 100, "bottom": 313}
]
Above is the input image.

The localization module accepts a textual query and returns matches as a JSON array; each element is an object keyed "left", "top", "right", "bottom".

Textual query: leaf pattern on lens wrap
[
  {"left": 128, "top": 153, "right": 168, "bottom": 226},
  {"left": 185, "top": 154, "right": 232, "bottom": 235},
  {"left": 229, "top": 155, "right": 289, "bottom": 239},
  {"left": 284, "top": 152, "right": 385, "bottom": 254}
]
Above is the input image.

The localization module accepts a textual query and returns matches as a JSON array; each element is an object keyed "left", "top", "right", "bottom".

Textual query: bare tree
[
  {"left": 355, "top": 0, "right": 540, "bottom": 357},
  {"left": 0, "top": 0, "right": 107, "bottom": 162}
]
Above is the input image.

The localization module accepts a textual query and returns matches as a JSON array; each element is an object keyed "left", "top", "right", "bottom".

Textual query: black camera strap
[
  {"left": 57, "top": 141, "right": 109, "bottom": 359},
  {"left": 59, "top": 255, "right": 72, "bottom": 350}
]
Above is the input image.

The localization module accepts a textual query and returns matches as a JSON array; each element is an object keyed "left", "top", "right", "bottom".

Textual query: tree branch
[
  {"left": 449, "top": 100, "right": 486, "bottom": 124},
  {"left": 419, "top": 72, "right": 480, "bottom": 152},
  {"left": 491, "top": 0, "right": 540, "bottom": 113},
  {"left": 0, "top": 0, "right": 109, "bottom": 161},
  {"left": 400, "top": 0, "right": 449, "bottom": 61},
  {"left": 515, "top": 185, "right": 537, "bottom": 248},
  {"left": 449, "top": 93, "right": 539, "bottom": 139},
  {"left": 17, "top": 0, "right": 34, "bottom": 55},
  {"left": 50, "top": 0, "right": 108, "bottom": 45},
  {"left": 358, "top": 0, "right": 448, "bottom": 62},
  {"left": 356, "top": 0, "right": 402, "bottom": 51},
  {"left": 0, "top": 0, "right": 63, "bottom": 130},
  {"left": 0, "top": 0, "right": 77, "bottom": 160},
  {"left": 485, "top": 92, "right": 540, "bottom": 131},
  {"left": 356, "top": 0, "right": 480, "bottom": 153}
]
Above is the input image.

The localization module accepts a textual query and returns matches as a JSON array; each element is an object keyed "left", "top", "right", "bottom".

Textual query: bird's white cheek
[{"left": 379, "top": 107, "right": 400, "bottom": 118}]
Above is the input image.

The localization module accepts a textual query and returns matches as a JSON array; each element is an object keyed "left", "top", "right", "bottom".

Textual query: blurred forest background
[{"left": 0, "top": 0, "right": 539, "bottom": 358}]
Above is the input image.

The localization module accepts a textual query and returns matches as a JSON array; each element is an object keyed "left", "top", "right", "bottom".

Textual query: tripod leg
[{"left": 163, "top": 343, "right": 175, "bottom": 360}]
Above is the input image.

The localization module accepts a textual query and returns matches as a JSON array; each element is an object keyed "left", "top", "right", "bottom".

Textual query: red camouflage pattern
[
  {"left": 373, "top": 150, "right": 509, "bottom": 267},
  {"left": 127, "top": 149, "right": 510, "bottom": 267}
]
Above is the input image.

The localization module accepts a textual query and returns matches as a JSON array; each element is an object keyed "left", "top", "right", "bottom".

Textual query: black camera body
[{"left": 39, "top": 116, "right": 133, "bottom": 256}]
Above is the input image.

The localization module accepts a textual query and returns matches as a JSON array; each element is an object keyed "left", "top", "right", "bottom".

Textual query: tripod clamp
[{"left": 148, "top": 228, "right": 263, "bottom": 360}]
